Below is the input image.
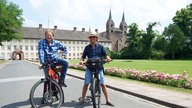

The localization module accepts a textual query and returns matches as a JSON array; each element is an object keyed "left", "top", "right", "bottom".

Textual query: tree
[
  {"left": 173, "top": 3, "right": 192, "bottom": 38},
  {"left": 121, "top": 23, "right": 143, "bottom": 59},
  {"left": 163, "top": 24, "right": 185, "bottom": 59},
  {"left": 0, "top": 0, "right": 24, "bottom": 45},
  {"left": 172, "top": 3, "right": 192, "bottom": 57},
  {"left": 141, "top": 22, "right": 159, "bottom": 59}
]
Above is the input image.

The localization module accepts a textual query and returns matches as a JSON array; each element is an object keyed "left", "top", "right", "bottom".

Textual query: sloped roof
[{"left": 22, "top": 27, "right": 111, "bottom": 42}]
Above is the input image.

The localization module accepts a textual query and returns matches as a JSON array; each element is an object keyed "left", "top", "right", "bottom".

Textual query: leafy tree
[
  {"left": 121, "top": 23, "right": 143, "bottom": 59},
  {"left": 172, "top": 3, "right": 192, "bottom": 57},
  {"left": 141, "top": 22, "right": 159, "bottom": 59},
  {"left": 173, "top": 3, "right": 192, "bottom": 38},
  {"left": 163, "top": 24, "right": 185, "bottom": 59},
  {"left": 0, "top": 0, "right": 24, "bottom": 45}
]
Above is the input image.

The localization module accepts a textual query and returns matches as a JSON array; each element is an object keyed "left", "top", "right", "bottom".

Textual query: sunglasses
[{"left": 89, "top": 36, "right": 96, "bottom": 39}]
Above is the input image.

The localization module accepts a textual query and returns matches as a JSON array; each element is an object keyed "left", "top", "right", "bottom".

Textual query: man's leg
[
  {"left": 57, "top": 58, "right": 68, "bottom": 87},
  {"left": 82, "top": 84, "right": 88, "bottom": 103},
  {"left": 81, "top": 69, "right": 92, "bottom": 103},
  {"left": 100, "top": 70, "right": 114, "bottom": 106}
]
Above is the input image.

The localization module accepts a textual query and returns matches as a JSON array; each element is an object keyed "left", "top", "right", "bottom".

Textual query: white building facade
[{"left": 0, "top": 24, "right": 112, "bottom": 60}]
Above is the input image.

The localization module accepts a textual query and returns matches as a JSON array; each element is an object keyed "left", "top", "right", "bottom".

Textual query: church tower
[
  {"left": 119, "top": 12, "right": 127, "bottom": 34},
  {"left": 106, "top": 9, "right": 114, "bottom": 40}
]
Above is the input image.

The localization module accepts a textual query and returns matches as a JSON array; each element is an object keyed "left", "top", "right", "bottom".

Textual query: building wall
[{"left": 0, "top": 39, "right": 112, "bottom": 60}]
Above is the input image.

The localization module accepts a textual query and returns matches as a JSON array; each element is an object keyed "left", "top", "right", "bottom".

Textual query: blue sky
[{"left": 10, "top": 0, "right": 191, "bottom": 33}]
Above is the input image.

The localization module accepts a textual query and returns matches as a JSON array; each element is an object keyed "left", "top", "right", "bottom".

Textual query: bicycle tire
[
  {"left": 91, "top": 78, "right": 101, "bottom": 108},
  {"left": 30, "top": 78, "right": 64, "bottom": 108}
]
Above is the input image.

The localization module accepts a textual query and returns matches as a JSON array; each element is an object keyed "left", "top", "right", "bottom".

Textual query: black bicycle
[
  {"left": 30, "top": 58, "right": 64, "bottom": 108},
  {"left": 85, "top": 58, "right": 110, "bottom": 108}
]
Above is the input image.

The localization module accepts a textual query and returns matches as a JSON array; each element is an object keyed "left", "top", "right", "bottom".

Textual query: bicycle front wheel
[
  {"left": 30, "top": 78, "right": 64, "bottom": 108},
  {"left": 91, "top": 78, "right": 101, "bottom": 108}
]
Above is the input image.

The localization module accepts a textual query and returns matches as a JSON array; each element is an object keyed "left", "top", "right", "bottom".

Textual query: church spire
[
  {"left": 119, "top": 11, "right": 127, "bottom": 34},
  {"left": 122, "top": 11, "right": 125, "bottom": 21},
  {"left": 109, "top": 9, "right": 112, "bottom": 19}
]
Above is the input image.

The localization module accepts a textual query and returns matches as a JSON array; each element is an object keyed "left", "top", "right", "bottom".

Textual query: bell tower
[
  {"left": 119, "top": 12, "right": 127, "bottom": 34},
  {"left": 106, "top": 9, "right": 115, "bottom": 40}
]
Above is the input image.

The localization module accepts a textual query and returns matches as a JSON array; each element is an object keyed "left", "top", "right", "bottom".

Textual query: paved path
[{"left": 67, "top": 68, "right": 192, "bottom": 108}]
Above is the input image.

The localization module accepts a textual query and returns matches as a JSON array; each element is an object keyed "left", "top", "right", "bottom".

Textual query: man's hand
[
  {"left": 38, "top": 64, "right": 43, "bottom": 69},
  {"left": 79, "top": 58, "right": 84, "bottom": 65},
  {"left": 79, "top": 61, "right": 84, "bottom": 65},
  {"left": 105, "top": 55, "right": 111, "bottom": 62}
]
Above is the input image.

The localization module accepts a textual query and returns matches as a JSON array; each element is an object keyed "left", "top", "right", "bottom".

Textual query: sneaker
[
  {"left": 59, "top": 80, "right": 67, "bottom": 87},
  {"left": 41, "top": 98, "right": 46, "bottom": 104},
  {"left": 106, "top": 101, "right": 114, "bottom": 106}
]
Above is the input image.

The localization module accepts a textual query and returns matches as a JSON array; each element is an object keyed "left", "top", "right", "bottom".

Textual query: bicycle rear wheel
[
  {"left": 91, "top": 78, "right": 101, "bottom": 108},
  {"left": 30, "top": 78, "right": 64, "bottom": 108}
]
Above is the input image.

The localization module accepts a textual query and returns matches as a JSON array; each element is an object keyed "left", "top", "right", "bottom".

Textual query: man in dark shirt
[{"left": 79, "top": 32, "right": 114, "bottom": 106}]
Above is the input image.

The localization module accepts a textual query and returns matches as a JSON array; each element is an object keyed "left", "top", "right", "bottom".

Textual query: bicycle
[
  {"left": 85, "top": 58, "right": 111, "bottom": 108},
  {"left": 30, "top": 58, "right": 64, "bottom": 108}
]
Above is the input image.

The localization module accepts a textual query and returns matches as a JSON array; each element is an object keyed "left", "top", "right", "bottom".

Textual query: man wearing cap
[
  {"left": 38, "top": 30, "right": 68, "bottom": 87},
  {"left": 79, "top": 32, "right": 114, "bottom": 106}
]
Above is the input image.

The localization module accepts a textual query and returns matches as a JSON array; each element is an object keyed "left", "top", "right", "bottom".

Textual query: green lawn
[{"left": 69, "top": 59, "right": 192, "bottom": 78}]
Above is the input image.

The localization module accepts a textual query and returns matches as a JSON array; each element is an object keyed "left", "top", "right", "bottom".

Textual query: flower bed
[{"left": 69, "top": 64, "right": 192, "bottom": 90}]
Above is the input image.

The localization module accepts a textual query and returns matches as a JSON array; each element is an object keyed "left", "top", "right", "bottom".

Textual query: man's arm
[{"left": 38, "top": 40, "right": 45, "bottom": 64}]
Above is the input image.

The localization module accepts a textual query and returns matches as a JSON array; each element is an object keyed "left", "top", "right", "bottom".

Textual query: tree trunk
[{"left": 172, "top": 52, "right": 175, "bottom": 60}]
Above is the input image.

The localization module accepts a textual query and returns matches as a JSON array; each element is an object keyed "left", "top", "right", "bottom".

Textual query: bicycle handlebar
[
  {"left": 41, "top": 58, "right": 57, "bottom": 69},
  {"left": 81, "top": 59, "right": 113, "bottom": 65}
]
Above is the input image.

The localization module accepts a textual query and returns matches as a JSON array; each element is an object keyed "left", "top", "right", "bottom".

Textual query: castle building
[
  {"left": 0, "top": 24, "right": 112, "bottom": 60},
  {"left": 0, "top": 10, "right": 127, "bottom": 60}
]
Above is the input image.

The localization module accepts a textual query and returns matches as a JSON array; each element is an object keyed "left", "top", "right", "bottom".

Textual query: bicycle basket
[{"left": 86, "top": 58, "right": 101, "bottom": 71}]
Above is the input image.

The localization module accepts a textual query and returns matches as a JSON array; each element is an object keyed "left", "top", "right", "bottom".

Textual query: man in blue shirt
[
  {"left": 79, "top": 32, "right": 114, "bottom": 106},
  {"left": 38, "top": 30, "right": 68, "bottom": 87}
]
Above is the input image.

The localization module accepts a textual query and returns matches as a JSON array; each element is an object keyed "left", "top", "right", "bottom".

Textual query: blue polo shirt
[{"left": 82, "top": 43, "right": 108, "bottom": 66}]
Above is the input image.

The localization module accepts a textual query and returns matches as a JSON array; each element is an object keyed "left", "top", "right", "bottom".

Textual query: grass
[
  {"left": 69, "top": 59, "right": 192, "bottom": 78},
  {"left": 0, "top": 60, "right": 7, "bottom": 63}
]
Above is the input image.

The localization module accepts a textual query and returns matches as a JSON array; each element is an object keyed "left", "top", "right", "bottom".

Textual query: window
[
  {"left": 36, "top": 46, "right": 38, "bottom": 50},
  {"left": 14, "top": 45, "right": 17, "bottom": 50},
  {"left": 73, "top": 41, "right": 75, "bottom": 44},
  {"left": 30, "top": 40, "right": 34, "bottom": 43},
  {"left": 25, "top": 39, "right": 28, "bottom": 43},
  {"left": 36, "top": 53, "right": 39, "bottom": 57},
  {"left": 25, "top": 46, "right": 28, "bottom": 50},
  {"left": 31, "top": 53, "right": 34, "bottom": 57},
  {"left": 7, "top": 45, "right": 11, "bottom": 50},
  {"left": 25, "top": 53, "right": 28, "bottom": 57},
  {"left": 20, "top": 46, "right": 22, "bottom": 50},
  {"left": 31, "top": 46, "right": 34, "bottom": 50},
  {"left": 68, "top": 46, "right": 71, "bottom": 51},
  {"left": 69, "top": 53, "right": 71, "bottom": 57},
  {"left": 1, "top": 46, "right": 5, "bottom": 50},
  {"left": 77, "top": 47, "right": 79, "bottom": 51},
  {"left": 73, "top": 47, "right": 75, "bottom": 51},
  {"left": 73, "top": 53, "right": 75, "bottom": 56},
  {"left": 1, "top": 53, "right": 5, "bottom": 57},
  {"left": 7, "top": 53, "right": 11, "bottom": 58}
]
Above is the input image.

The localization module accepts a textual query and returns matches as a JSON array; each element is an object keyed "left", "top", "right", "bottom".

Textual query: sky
[{"left": 10, "top": 0, "right": 191, "bottom": 33}]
